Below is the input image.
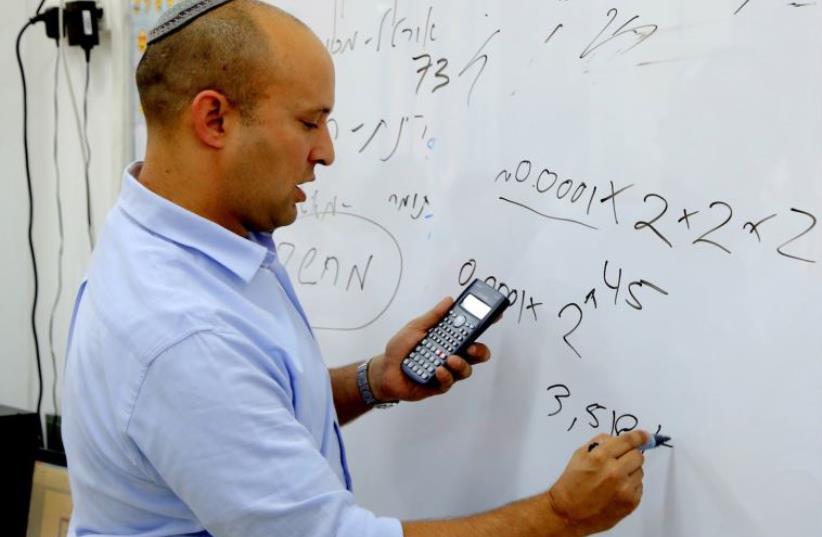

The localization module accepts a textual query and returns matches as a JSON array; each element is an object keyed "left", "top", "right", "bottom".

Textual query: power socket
[
  {"left": 32, "top": 6, "right": 60, "bottom": 42},
  {"left": 63, "top": 1, "right": 104, "bottom": 59},
  {"left": 32, "top": 1, "right": 105, "bottom": 53}
]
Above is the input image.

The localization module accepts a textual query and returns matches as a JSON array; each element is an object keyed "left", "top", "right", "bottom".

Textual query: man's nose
[{"left": 311, "top": 121, "right": 335, "bottom": 166}]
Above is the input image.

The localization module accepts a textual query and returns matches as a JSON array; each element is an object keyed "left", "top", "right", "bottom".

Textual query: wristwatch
[{"left": 357, "top": 360, "right": 399, "bottom": 408}]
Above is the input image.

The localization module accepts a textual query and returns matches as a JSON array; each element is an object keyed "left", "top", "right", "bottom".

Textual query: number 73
[{"left": 412, "top": 54, "right": 451, "bottom": 95}]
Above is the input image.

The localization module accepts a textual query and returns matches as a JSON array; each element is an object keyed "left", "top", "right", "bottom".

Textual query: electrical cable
[
  {"left": 83, "top": 58, "right": 94, "bottom": 248},
  {"left": 16, "top": 17, "right": 44, "bottom": 425},
  {"left": 58, "top": 0, "right": 94, "bottom": 250},
  {"left": 58, "top": 2, "right": 93, "bottom": 254},
  {"left": 35, "top": 0, "right": 46, "bottom": 15},
  {"left": 48, "top": 44, "right": 65, "bottom": 417}
]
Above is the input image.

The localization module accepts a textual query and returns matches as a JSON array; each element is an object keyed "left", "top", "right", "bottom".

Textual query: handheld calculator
[{"left": 401, "top": 279, "right": 510, "bottom": 385}]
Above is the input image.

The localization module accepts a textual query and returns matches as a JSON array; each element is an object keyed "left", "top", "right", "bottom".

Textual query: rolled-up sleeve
[{"left": 127, "top": 328, "right": 402, "bottom": 537}]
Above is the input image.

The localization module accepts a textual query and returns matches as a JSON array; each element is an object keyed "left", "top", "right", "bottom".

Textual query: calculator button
[{"left": 453, "top": 315, "right": 466, "bottom": 327}]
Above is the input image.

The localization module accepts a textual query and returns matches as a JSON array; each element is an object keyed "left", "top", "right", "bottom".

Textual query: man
[{"left": 62, "top": 1, "right": 649, "bottom": 536}]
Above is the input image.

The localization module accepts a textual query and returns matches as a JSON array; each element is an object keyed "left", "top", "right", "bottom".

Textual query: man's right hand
[
  {"left": 546, "top": 430, "right": 649, "bottom": 536},
  {"left": 403, "top": 430, "right": 650, "bottom": 537}
]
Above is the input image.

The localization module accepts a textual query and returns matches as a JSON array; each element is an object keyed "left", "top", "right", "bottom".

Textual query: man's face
[{"left": 223, "top": 26, "right": 336, "bottom": 233}]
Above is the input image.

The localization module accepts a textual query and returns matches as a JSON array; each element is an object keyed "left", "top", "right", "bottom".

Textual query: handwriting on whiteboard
[
  {"left": 493, "top": 159, "right": 818, "bottom": 264},
  {"left": 545, "top": 382, "right": 672, "bottom": 442}
]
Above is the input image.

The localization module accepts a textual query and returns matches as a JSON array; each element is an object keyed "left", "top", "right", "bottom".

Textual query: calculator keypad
[{"left": 402, "top": 311, "right": 475, "bottom": 382}]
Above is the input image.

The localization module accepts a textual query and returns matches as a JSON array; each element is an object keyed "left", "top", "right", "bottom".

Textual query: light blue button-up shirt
[{"left": 62, "top": 162, "right": 402, "bottom": 537}]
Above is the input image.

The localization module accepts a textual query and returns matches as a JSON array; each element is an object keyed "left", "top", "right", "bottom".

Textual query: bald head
[{"left": 136, "top": 0, "right": 309, "bottom": 130}]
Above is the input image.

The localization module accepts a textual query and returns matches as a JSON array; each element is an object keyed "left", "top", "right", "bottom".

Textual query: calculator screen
[{"left": 462, "top": 294, "right": 491, "bottom": 319}]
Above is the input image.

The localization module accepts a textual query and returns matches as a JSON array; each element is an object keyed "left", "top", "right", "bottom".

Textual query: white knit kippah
[{"left": 148, "top": 0, "right": 236, "bottom": 44}]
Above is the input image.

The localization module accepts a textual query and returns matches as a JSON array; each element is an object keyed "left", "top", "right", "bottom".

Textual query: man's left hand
[{"left": 367, "top": 297, "right": 492, "bottom": 402}]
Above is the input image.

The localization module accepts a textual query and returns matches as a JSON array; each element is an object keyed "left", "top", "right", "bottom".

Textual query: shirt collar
[{"left": 118, "top": 161, "right": 271, "bottom": 283}]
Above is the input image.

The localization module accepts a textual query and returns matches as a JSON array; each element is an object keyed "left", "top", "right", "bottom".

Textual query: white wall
[{"left": 0, "top": 0, "right": 129, "bottom": 419}]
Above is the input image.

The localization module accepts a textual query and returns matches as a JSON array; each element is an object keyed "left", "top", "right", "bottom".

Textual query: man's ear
[{"left": 190, "top": 90, "right": 233, "bottom": 149}]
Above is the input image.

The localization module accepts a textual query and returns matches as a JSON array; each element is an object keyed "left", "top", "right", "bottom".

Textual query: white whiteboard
[{"left": 271, "top": 1, "right": 822, "bottom": 535}]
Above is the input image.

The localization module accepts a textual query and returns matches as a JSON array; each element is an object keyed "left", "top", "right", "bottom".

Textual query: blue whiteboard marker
[
  {"left": 640, "top": 434, "right": 671, "bottom": 451},
  {"left": 587, "top": 433, "right": 671, "bottom": 453}
]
